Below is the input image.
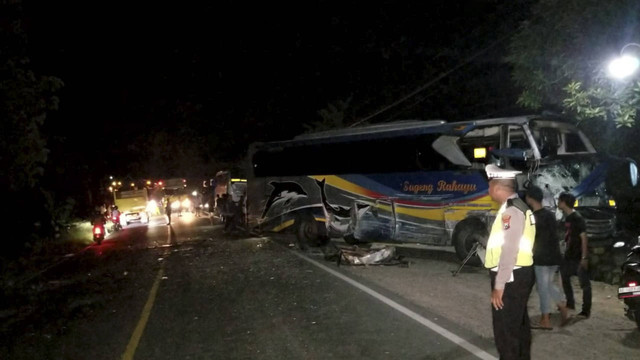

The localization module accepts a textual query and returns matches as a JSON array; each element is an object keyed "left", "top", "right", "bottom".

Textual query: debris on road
[{"left": 330, "top": 245, "right": 409, "bottom": 267}]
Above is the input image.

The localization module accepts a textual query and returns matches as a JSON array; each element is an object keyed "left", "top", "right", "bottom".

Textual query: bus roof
[{"left": 255, "top": 115, "right": 545, "bottom": 149}]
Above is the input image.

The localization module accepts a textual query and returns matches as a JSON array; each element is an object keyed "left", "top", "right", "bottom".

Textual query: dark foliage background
[{"left": 8, "top": 0, "right": 640, "bottom": 256}]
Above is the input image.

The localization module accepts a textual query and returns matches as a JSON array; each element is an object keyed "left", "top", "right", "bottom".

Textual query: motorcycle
[
  {"left": 615, "top": 236, "right": 640, "bottom": 330},
  {"left": 111, "top": 215, "right": 123, "bottom": 232},
  {"left": 93, "top": 224, "right": 105, "bottom": 245}
]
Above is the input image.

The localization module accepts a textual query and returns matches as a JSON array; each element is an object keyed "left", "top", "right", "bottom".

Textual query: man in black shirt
[
  {"left": 526, "top": 186, "right": 569, "bottom": 329},
  {"left": 558, "top": 192, "right": 591, "bottom": 318}
]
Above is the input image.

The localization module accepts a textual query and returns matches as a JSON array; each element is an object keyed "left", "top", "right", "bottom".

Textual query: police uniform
[{"left": 485, "top": 164, "right": 536, "bottom": 360}]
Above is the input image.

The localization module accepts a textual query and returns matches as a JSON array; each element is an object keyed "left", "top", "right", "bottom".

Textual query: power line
[{"left": 349, "top": 33, "right": 511, "bottom": 128}]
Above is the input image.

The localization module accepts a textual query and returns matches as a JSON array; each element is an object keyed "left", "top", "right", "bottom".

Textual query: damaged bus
[{"left": 246, "top": 114, "right": 638, "bottom": 264}]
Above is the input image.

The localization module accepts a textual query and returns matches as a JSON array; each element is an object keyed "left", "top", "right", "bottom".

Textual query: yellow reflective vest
[{"left": 484, "top": 198, "right": 535, "bottom": 269}]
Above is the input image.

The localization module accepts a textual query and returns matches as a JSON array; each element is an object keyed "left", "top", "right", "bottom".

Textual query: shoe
[{"left": 577, "top": 311, "right": 590, "bottom": 318}]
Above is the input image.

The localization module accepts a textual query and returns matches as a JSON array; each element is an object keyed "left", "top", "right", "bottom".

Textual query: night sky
[{"left": 19, "top": 1, "right": 534, "bottom": 186}]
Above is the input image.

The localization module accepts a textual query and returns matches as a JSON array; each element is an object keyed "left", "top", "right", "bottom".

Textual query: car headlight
[{"left": 181, "top": 199, "right": 191, "bottom": 208}]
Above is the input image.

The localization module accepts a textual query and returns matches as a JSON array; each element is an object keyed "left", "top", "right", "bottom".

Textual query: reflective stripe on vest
[{"left": 484, "top": 201, "right": 535, "bottom": 269}]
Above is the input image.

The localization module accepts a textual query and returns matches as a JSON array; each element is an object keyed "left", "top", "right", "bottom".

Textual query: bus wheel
[
  {"left": 453, "top": 219, "right": 488, "bottom": 267},
  {"left": 296, "top": 217, "right": 327, "bottom": 249}
]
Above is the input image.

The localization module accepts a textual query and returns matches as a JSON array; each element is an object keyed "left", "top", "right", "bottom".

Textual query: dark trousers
[
  {"left": 560, "top": 259, "right": 591, "bottom": 314},
  {"left": 224, "top": 215, "right": 235, "bottom": 231},
  {"left": 490, "top": 266, "right": 535, "bottom": 360}
]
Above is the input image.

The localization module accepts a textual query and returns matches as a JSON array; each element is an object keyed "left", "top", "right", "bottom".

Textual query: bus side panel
[
  {"left": 341, "top": 170, "right": 493, "bottom": 245},
  {"left": 247, "top": 174, "right": 395, "bottom": 239},
  {"left": 247, "top": 175, "right": 326, "bottom": 234},
  {"left": 247, "top": 170, "right": 495, "bottom": 246}
]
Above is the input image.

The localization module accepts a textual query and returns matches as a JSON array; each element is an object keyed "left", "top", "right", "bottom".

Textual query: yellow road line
[{"left": 122, "top": 260, "right": 165, "bottom": 360}]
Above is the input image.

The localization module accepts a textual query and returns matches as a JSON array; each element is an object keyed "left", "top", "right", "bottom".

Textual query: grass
[
  {"left": 55, "top": 221, "right": 96, "bottom": 251},
  {"left": 0, "top": 221, "right": 95, "bottom": 289}
]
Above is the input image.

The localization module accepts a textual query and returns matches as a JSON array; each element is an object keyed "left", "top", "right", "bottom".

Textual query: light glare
[{"left": 608, "top": 55, "right": 640, "bottom": 79}]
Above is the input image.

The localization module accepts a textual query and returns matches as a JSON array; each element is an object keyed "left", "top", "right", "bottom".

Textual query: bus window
[
  {"left": 458, "top": 125, "right": 501, "bottom": 167},
  {"left": 564, "top": 132, "right": 588, "bottom": 153},
  {"left": 252, "top": 133, "right": 454, "bottom": 176},
  {"left": 505, "top": 125, "right": 533, "bottom": 170},
  {"left": 537, "top": 127, "right": 561, "bottom": 157},
  {"left": 507, "top": 125, "right": 531, "bottom": 150}
]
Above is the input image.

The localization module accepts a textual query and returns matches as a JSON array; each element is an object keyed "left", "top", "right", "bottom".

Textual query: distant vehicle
[
  {"left": 113, "top": 188, "right": 150, "bottom": 226},
  {"left": 161, "top": 178, "right": 187, "bottom": 191},
  {"left": 213, "top": 170, "right": 247, "bottom": 216},
  {"left": 158, "top": 178, "right": 192, "bottom": 214},
  {"left": 214, "top": 171, "right": 247, "bottom": 201},
  {"left": 247, "top": 114, "right": 638, "bottom": 262}
]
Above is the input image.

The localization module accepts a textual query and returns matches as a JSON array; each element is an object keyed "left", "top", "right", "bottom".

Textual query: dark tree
[{"left": 0, "top": 0, "right": 63, "bottom": 257}]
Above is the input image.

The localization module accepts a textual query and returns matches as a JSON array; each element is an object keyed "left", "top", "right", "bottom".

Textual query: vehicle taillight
[
  {"left": 628, "top": 281, "right": 638, "bottom": 287},
  {"left": 94, "top": 227, "right": 102, "bottom": 235}
]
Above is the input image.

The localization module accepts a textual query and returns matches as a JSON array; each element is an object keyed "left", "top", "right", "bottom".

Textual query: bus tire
[
  {"left": 296, "top": 216, "right": 328, "bottom": 249},
  {"left": 453, "top": 218, "right": 488, "bottom": 266}
]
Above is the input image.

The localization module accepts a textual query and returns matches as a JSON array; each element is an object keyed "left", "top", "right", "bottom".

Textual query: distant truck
[
  {"left": 159, "top": 178, "right": 191, "bottom": 213},
  {"left": 114, "top": 188, "right": 150, "bottom": 226}
]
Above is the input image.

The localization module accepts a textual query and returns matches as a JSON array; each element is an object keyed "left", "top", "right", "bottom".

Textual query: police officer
[{"left": 484, "top": 164, "right": 536, "bottom": 360}]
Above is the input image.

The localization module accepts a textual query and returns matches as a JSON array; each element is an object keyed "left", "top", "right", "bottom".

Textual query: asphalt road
[{"left": 0, "top": 214, "right": 498, "bottom": 360}]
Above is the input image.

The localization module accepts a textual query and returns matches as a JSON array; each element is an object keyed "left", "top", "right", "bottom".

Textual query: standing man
[
  {"left": 484, "top": 164, "right": 536, "bottom": 359},
  {"left": 525, "top": 185, "right": 569, "bottom": 329},
  {"left": 558, "top": 192, "right": 591, "bottom": 318},
  {"left": 165, "top": 197, "right": 172, "bottom": 226}
]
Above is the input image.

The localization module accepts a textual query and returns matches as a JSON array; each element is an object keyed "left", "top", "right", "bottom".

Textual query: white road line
[{"left": 292, "top": 251, "right": 498, "bottom": 360}]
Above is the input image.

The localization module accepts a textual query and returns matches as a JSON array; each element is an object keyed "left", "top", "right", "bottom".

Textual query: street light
[{"left": 608, "top": 43, "right": 640, "bottom": 79}]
